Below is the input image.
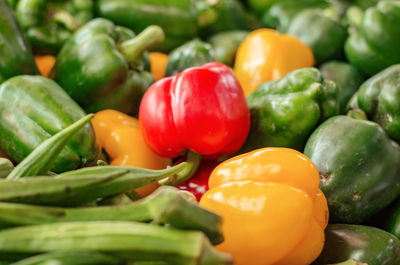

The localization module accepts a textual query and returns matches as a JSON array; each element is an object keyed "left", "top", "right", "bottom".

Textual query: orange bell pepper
[
  {"left": 149, "top": 52, "right": 168, "bottom": 81},
  {"left": 234, "top": 28, "right": 314, "bottom": 96},
  {"left": 200, "top": 147, "right": 328, "bottom": 265},
  {"left": 34, "top": 55, "right": 56, "bottom": 77},
  {"left": 91, "top": 109, "right": 171, "bottom": 197}
]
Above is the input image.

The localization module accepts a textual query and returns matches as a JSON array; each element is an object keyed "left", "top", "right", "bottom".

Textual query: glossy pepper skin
[
  {"left": 207, "top": 30, "right": 248, "bottom": 67},
  {"left": 165, "top": 39, "right": 215, "bottom": 77},
  {"left": 139, "top": 62, "right": 250, "bottom": 159},
  {"left": 14, "top": 0, "right": 93, "bottom": 54},
  {"left": 200, "top": 148, "right": 329, "bottom": 265},
  {"left": 91, "top": 110, "right": 171, "bottom": 197},
  {"left": 345, "top": 1, "right": 400, "bottom": 76},
  {"left": 313, "top": 224, "right": 400, "bottom": 265},
  {"left": 304, "top": 113, "right": 400, "bottom": 223},
  {"left": 234, "top": 28, "right": 314, "bottom": 96},
  {"left": 95, "top": 0, "right": 206, "bottom": 52},
  {"left": 0, "top": 75, "right": 99, "bottom": 173},
  {"left": 177, "top": 159, "right": 220, "bottom": 201},
  {"left": 347, "top": 64, "right": 400, "bottom": 142},
  {"left": 0, "top": 0, "right": 39, "bottom": 84},
  {"left": 50, "top": 18, "right": 163, "bottom": 116},
  {"left": 241, "top": 68, "right": 339, "bottom": 153},
  {"left": 320, "top": 61, "right": 365, "bottom": 114}
]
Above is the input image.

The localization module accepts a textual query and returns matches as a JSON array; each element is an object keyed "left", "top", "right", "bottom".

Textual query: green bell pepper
[
  {"left": 14, "top": 0, "right": 93, "bottom": 55},
  {"left": 347, "top": 64, "right": 400, "bottom": 142},
  {"left": 241, "top": 68, "right": 339, "bottom": 153},
  {"left": 0, "top": 75, "right": 100, "bottom": 173},
  {"left": 165, "top": 39, "right": 215, "bottom": 77},
  {"left": 313, "top": 224, "right": 400, "bottom": 265},
  {"left": 345, "top": 1, "right": 400, "bottom": 76},
  {"left": 207, "top": 30, "right": 248, "bottom": 66},
  {"left": 320, "top": 61, "right": 365, "bottom": 113},
  {"left": 51, "top": 18, "right": 163, "bottom": 116},
  {"left": 304, "top": 112, "right": 400, "bottom": 223},
  {"left": 263, "top": 0, "right": 350, "bottom": 63},
  {"left": 0, "top": 0, "right": 38, "bottom": 84},
  {"left": 262, "top": 0, "right": 328, "bottom": 32},
  {"left": 95, "top": 0, "right": 212, "bottom": 52},
  {"left": 198, "top": 0, "right": 254, "bottom": 39},
  {"left": 286, "top": 8, "right": 348, "bottom": 64}
]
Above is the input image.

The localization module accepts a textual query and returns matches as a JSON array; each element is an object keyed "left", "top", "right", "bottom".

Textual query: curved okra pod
[
  {"left": 0, "top": 186, "right": 223, "bottom": 245},
  {"left": 7, "top": 114, "right": 94, "bottom": 180},
  {"left": 0, "top": 221, "right": 233, "bottom": 265}
]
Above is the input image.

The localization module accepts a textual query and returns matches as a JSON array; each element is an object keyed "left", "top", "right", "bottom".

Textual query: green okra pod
[
  {"left": 0, "top": 158, "right": 13, "bottom": 178},
  {"left": 9, "top": 251, "right": 121, "bottom": 265},
  {"left": 0, "top": 170, "right": 127, "bottom": 205},
  {"left": 7, "top": 114, "right": 94, "bottom": 180},
  {"left": 0, "top": 186, "right": 223, "bottom": 245},
  {"left": 0, "top": 221, "right": 233, "bottom": 265},
  {"left": 0, "top": 162, "right": 186, "bottom": 206}
]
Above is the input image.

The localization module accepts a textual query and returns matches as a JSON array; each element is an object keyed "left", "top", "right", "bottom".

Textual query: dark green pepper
[
  {"left": 0, "top": 0, "right": 38, "bottom": 84},
  {"left": 286, "top": 8, "right": 348, "bottom": 64},
  {"left": 262, "top": 0, "right": 328, "bottom": 32},
  {"left": 347, "top": 64, "right": 400, "bottom": 142},
  {"left": 14, "top": 0, "right": 93, "bottom": 54},
  {"left": 320, "top": 61, "right": 365, "bottom": 113},
  {"left": 304, "top": 112, "right": 400, "bottom": 223},
  {"left": 198, "top": 0, "right": 253, "bottom": 39},
  {"left": 207, "top": 30, "right": 248, "bottom": 66},
  {"left": 50, "top": 18, "right": 163, "bottom": 116},
  {"left": 345, "top": 1, "right": 400, "bottom": 76},
  {"left": 95, "top": 0, "right": 211, "bottom": 52},
  {"left": 165, "top": 39, "right": 215, "bottom": 77},
  {"left": 0, "top": 75, "right": 100, "bottom": 173},
  {"left": 313, "top": 224, "right": 400, "bottom": 265},
  {"left": 241, "top": 68, "right": 339, "bottom": 153}
]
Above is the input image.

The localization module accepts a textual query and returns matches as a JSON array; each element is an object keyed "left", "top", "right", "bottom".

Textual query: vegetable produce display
[{"left": 1, "top": 0, "right": 400, "bottom": 264}]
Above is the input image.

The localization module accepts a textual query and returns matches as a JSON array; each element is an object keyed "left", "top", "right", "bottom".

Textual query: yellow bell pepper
[
  {"left": 149, "top": 52, "right": 168, "bottom": 81},
  {"left": 91, "top": 109, "right": 171, "bottom": 197},
  {"left": 234, "top": 28, "right": 315, "bottom": 96},
  {"left": 200, "top": 147, "right": 328, "bottom": 265}
]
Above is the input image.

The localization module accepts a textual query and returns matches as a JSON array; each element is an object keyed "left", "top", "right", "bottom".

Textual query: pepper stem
[
  {"left": 347, "top": 109, "right": 368, "bottom": 120},
  {"left": 53, "top": 10, "right": 80, "bottom": 31},
  {"left": 119, "top": 25, "right": 165, "bottom": 64},
  {"left": 159, "top": 151, "right": 202, "bottom": 186},
  {"left": 346, "top": 6, "right": 363, "bottom": 28}
]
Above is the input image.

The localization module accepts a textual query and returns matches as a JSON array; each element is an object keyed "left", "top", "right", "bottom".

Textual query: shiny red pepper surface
[{"left": 139, "top": 62, "right": 250, "bottom": 158}]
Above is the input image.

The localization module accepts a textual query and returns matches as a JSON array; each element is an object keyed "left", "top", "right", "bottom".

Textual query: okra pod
[
  {"left": 0, "top": 221, "right": 233, "bottom": 265},
  {"left": 0, "top": 162, "right": 186, "bottom": 206},
  {"left": 0, "top": 186, "right": 223, "bottom": 245},
  {"left": 54, "top": 162, "right": 187, "bottom": 206},
  {"left": 10, "top": 251, "right": 122, "bottom": 265},
  {"left": 7, "top": 114, "right": 94, "bottom": 180},
  {"left": 0, "top": 158, "right": 13, "bottom": 178},
  {"left": 0, "top": 170, "right": 127, "bottom": 205}
]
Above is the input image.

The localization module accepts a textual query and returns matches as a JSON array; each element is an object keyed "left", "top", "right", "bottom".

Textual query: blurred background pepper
[
  {"left": 13, "top": 0, "right": 93, "bottom": 54},
  {"left": 0, "top": 0, "right": 38, "bottom": 84}
]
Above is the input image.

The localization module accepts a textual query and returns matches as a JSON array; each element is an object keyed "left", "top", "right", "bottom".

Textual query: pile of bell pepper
[{"left": 1, "top": 0, "right": 400, "bottom": 264}]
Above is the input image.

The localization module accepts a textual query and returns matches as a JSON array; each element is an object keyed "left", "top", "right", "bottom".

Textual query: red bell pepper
[
  {"left": 178, "top": 159, "right": 220, "bottom": 201},
  {"left": 139, "top": 62, "right": 250, "bottom": 185}
]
